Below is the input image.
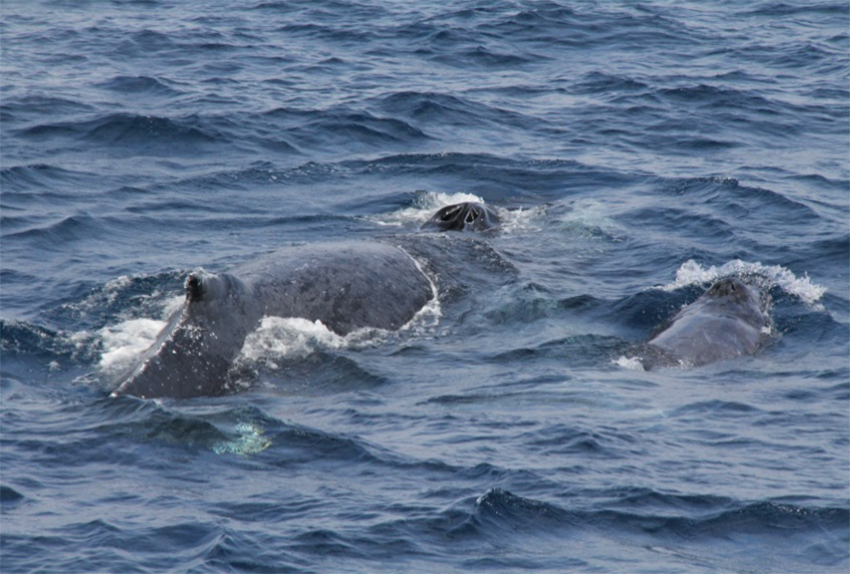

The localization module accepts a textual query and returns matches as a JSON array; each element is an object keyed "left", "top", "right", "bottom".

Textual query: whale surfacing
[
  {"left": 643, "top": 277, "right": 770, "bottom": 369},
  {"left": 422, "top": 202, "right": 500, "bottom": 232},
  {"left": 111, "top": 242, "right": 433, "bottom": 399}
]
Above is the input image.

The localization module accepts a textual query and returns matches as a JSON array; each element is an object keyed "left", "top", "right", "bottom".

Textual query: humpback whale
[
  {"left": 110, "top": 201, "right": 509, "bottom": 399},
  {"left": 643, "top": 277, "right": 770, "bottom": 368},
  {"left": 111, "top": 242, "right": 434, "bottom": 399}
]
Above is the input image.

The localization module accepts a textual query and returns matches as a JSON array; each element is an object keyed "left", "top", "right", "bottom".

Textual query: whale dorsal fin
[
  {"left": 185, "top": 271, "right": 205, "bottom": 302},
  {"left": 184, "top": 269, "right": 244, "bottom": 304}
]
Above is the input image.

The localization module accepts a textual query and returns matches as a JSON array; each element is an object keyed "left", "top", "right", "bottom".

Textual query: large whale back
[
  {"left": 112, "top": 242, "right": 433, "bottom": 399},
  {"left": 644, "top": 277, "right": 770, "bottom": 368},
  {"left": 241, "top": 243, "right": 433, "bottom": 334}
]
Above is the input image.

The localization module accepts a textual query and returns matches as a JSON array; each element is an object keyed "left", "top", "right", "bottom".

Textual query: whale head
[
  {"left": 699, "top": 276, "right": 770, "bottom": 323},
  {"left": 422, "top": 202, "right": 500, "bottom": 232},
  {"left": 705, "top": 277, "right": 755, "bottom": 302}
]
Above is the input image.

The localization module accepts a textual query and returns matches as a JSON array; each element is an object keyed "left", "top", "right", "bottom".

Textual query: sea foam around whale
[{"left": 659, "top": 259, "right": 827, "bottom": 308}]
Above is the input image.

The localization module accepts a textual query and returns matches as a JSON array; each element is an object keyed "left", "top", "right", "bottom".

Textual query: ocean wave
[
  {"left": 92, "top": 399, "right": 277, "bottom": 457},
  {"left": 432, "top": 44, "right": 536, "bottom": 69},
  {"left": 712, "top": 37, "right": 845, "bottom": 74},
  {"left": 96, "top": 74, "right": 183, "bottom": 96},
  {"left": 374, "top": 90, "right": 530, "bottom": 130},
  {"left": 0, "top": 163, "right": 96, "bottom": 192},
  {"left": 88, "top": 402, "right": 384, "bottom": 463},
  {"left": 468, "top": 487, "right": 849, "bottom": 548},
  {"left": 16, "top": 113, "right": 224, "bottom": 155},
  {"left": 349, "top": 153, "right": 627, "bottom": 200},
  {"left": 0, "top": 94, "right": 94, "bottom": 119},
  {"left": 0, "top": 485, "right": 25, "bottom": 505},
  {"left": 61, "top": 272, "right": 181, "bottom": 322},
  {"left": 259, "top": 106, "right": 430, "bottom": 151},
  {"left": 2, "top": 213, "right": 103, "bottom": 246},
  {"left": 659, "top": 176, "right": 822, "bottom": 219},
  {"left": 741, "top": 2, "right": 849, "bottom": 17},
  {"left": 277, "top": 21, "right": 372, "bottom": 45},
  {"left": 0, "top": 319, "right": 64, "bottom": 359},
  {"left": 180, "top": 160, "right": 340, "bottom": 190},
  {"left": 573, "top": 71, "right": 649, "bottom": 96},
  {"left": 657, "top": 84, "right": 777, "bottom": 110},
  {"left": 292, "top": 111, "right": 428, "bottom": 149}
]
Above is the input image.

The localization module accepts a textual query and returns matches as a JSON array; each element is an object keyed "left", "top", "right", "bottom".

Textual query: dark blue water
[{"left": 2, "top": 1, "right": 848, "bottom": 572}]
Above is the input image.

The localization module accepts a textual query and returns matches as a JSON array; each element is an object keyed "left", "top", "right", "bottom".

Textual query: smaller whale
[
  {"left": 422, "top": 202, "right": 500, "bottom": 232},
  {"left": 643, "top": 277, "right": 770, "bottom": 368}
]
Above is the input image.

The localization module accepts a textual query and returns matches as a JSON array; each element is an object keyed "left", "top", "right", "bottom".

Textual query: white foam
[
  {"left": 657, "top": 259, "right": 826, "bottom": 307},
  {"left": 613, "top": 356, "right": 646, "bottom": 371},
  {"left": 96, "top": 295, "right": 183, "bottom": 374},
  {"left": 98, "top": 318, "right": 166, "bottom": 374},
  {"left": 400, "top": 247, "right": 442, "bottom": 332},
  {"left": 236, "top": 317, "right": 353, "bottom": 369},
  {"left": 66, "top": 274, "right": 162, "bottom": 315},
  {"left": 498, "top": 205, "right": 548, "bottom": 234},
  {"left": 555, "top": 199, "right": 625, "bottom": 238}
]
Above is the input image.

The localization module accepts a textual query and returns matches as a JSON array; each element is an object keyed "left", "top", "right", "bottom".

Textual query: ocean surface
[{"left": 1, "top": 1, "right": 848, "bottom": 572}]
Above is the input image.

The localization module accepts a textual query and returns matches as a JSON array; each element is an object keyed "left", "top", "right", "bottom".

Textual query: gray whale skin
[
  {"left": 111, "top": 242, "right": 433, "bottom": 399},
  {"left": 421, "top": 202, "right": 500, "bottom": 232},
  {"left": 643, "top": 277, "right": 770, "bottom": 368}
]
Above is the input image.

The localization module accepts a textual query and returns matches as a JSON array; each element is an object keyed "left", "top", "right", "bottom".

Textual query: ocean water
[{"left": 1, "top": 0, "right": 848, "bottom": 572}]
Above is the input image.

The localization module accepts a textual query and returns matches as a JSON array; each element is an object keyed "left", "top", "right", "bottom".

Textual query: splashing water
[
  {"left": 658, "top": 259, "right": 826, "bottom": 307},
  {"left": 96, "top": 296, "right": 183, "bottom": 375},
  {"left": 236, "top": 317, "right": 356, "bottom": 370}
]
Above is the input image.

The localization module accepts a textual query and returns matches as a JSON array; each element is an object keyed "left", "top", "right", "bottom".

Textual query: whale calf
[
  {"left": 422, "top": 201, "right": 500, "bottom": 232},
  {"left": 642, "top": 277, "right": 770, "bottom": 368},
  {"left": 111, "top": 242, "right": 433, "bottom": 399}
]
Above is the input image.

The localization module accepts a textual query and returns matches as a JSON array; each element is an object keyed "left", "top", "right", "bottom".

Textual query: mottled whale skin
[
  {"left": 643, "top": 277, "right": 770, "bottom": 368},
  {"left": 422, "top": 202, "right": 500, "bottom": 232},
  {"left": 111, "top": 242, "right": 433, "bottom": 399}
]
